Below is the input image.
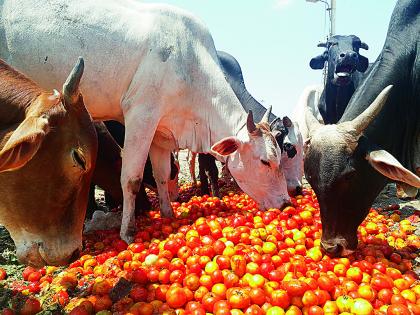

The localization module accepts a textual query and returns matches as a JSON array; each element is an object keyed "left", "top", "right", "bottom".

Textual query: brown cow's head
[
  {"left": 304, "top": 85, "right": 420, "bottom": 257},
  {"left": 0, "top": 58, "right": 98, "bottom": 267}
]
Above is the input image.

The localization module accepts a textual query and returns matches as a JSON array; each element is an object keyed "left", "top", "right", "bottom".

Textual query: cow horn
[
  {"left": 317, "top": 42, "right": 327, "bottom": 48},
  {"left": 349, "top": 85, "right": 393, "bottom": 134},
  {"left": 247, "top": 110, "right": 257, "bottom": 134},
  {"left": 269, "top": 117, "right": 281, "bottom": 129},
  {"left": 63, "top": 57, "right": 84, "bottom": 101},
  {"left": 261, "top": 105, "right": 272, "bottom": 124},
  {"left": 305, "top": 107, "right": 323, "bottom": 136},
  {"left": 360, "top": 42, "right": 369, "bottom": 50}
]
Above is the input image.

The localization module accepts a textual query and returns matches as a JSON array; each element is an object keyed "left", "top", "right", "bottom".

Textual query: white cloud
[{"left": 274, "top": 0, "right": 292, "bottom": 10}]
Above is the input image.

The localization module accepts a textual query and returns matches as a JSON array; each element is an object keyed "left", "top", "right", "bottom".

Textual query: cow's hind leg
[
  {"left": 149, "top": 144, "right": 174, "bottom": 218},
  {"left": 198, "top": 154, "right": 210, "bottom": 195},
  {"left": 207, "top": 156, "right": 220, "bottom": 198},
  {"left": 120, "top": 110, "right": 158, "bottom": 244}
]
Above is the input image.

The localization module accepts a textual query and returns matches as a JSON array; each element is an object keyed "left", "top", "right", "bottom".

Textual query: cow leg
[
  {"left": 189, "top": 152, "right": 197, "bottom": 186},
  {"left": 135, "top": 183, "right": 151, "bottom": 216},
  {"left": 207, "top": 156, "right": 220, "bottom": 198},
  {"left": 86, "top": 184, "right": 97, "bottom": 220},
  {"left": 168, "top": 152, "right": 180, "bottom": 201},
  {"left": 149, "top": 144, "right": 174, "bottom": 218},
  {"left": 120, "top": 112, "right": 158, "bottom": 244},
  {"left": 198, "top": 154, "right": 210, "bottom": 195}
]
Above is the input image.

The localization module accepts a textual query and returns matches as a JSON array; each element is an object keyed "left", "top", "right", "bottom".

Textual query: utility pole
[
  {"left": 330, "top": 0, "right": 336, "bottom": 36},
  {"left": 306, "top": 0, "right": 335, "bottom": 38}
]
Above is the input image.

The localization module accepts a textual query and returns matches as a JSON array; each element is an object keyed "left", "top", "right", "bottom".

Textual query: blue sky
[{"left": 143, "top": 0, "right": 397, "bottom": 117}]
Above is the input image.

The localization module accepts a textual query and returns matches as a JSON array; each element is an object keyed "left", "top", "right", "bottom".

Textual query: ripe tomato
[
  {"left": 301, "top": 290, "right": 318, "bottom": 307},
  {"left": 284, "top": 280, "right": 308, "bottom": 297},
  {"left": 227, "top": 288, "right": 251, "bottom": 309},
  {"left": 249, "top": 288, "right": 266, "bottom": 306},
  {"left": 270, "top": 290, "right": 290, "bottom": 309},
  {"left": 165, "top": 287, "right": 187, "bottom": 308},
  {"left": 213, "top": 300, "right": 231, "bottom": 315},
  {"left": 0, "top": 268, "right": 7, "bottom": 281},
  {"left": 202, "top": 292, "right": 221, "bottom": 313}
]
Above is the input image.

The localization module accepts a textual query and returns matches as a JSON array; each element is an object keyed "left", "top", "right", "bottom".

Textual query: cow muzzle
[
  {"left": 321, "top": 238, "right": 356, "bottom": 257},
  {"left": 38, "top": 242, "right": 82, "bottom": 266},
  {"left": 333, "top": 53, "right": 358, "bottom": 86}
]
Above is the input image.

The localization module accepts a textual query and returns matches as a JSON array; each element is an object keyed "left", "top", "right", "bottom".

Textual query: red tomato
[
  {"left": 270, "top": 289, "right": 290, "bottom": 309},
  {"left": 284, "top": 280, "right": 309, "bottom": 297},
  {"left": 202, "top": 292, "right": 221, "bottom": 312},
  {"left": 249, "top": 288, "right": 266, "bottom": 306},
  {"left": 165, "top": 287, "right": 187, "bottom": 309},
  {"left": 0, "top": 268, "right": 7, "bottom": 280},
  {"left": 20, "top": 298, "right": 42, "bottom": 315},
  {"left": 387, "top": 303, "right": 411, "bottom": 315}
]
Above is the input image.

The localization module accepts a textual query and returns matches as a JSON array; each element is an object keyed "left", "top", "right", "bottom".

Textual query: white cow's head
[
  {"left": 280, "top": 117, "right": 304, "bottom": 196},
  {"left": 211, "top": 107, "right": 290, "bottom": 210}
]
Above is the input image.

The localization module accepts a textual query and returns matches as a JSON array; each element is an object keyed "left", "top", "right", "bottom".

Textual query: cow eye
[
  {"left": 72, "top": 148, "right": 86, "bottom": 171},
  {"left": 260, "top": 159, "right": 270, "bottom": 167}
]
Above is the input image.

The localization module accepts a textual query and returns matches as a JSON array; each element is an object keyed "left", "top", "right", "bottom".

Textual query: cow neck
[{"left": 202, "top": 100, "right": 248, "bottom": 155}]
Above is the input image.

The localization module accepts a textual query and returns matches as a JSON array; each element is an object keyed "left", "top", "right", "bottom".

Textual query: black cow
[
  {"left": 196, "top": 51, "right": 298, "bottom": 197},
  {"left": 304, "top": 0, "right": 420, "bottom": 257},
  {"left": 88, "top": 121, "right": 179, "bottom": 218},
  {"left": 310, "top": 35, "right": 369, "bottom": 124}
]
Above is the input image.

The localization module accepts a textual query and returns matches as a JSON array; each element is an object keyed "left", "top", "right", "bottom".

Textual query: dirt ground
[{"left": 0, "top": 149, "right": 418, "bottom": 294}]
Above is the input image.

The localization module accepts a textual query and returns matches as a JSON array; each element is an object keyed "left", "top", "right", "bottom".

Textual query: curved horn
[
  {"left": 360, "top": 42, "right": 369, "bottom": 50},
  {"left": 305, "top": 107, "right": 323, "bottom": 136},
  {"left": 317, "top": 42, "right": 327, "bottom": 48},
  {"left": 261, "top": 105, "right": 272, "bottom": 123},
  {"left": 63, "top": 57, "right": 84, "bottom": 102},
  {"left": 350, "top": 85, "right": 393, "bottom": 134},
  {"left": 269, "top": 117, "right": 281, "bottom": 129},
  {"left": 247, "top": 110, "right": 257, "bottom": 134}
]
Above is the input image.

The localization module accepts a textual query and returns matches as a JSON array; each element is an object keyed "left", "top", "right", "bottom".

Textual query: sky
[{"left": 142, "top": 0, "right": 398, "bottom": 118}]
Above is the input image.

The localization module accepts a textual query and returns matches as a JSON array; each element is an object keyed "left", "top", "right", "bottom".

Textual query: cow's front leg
[
  {"left": 189, "top": 151, "right": 197, "bottom": 185},
  {"left": 120, "top": 111, "right": 157, "bottom": 244},
  {"left": 149, "top": 144, "right": 174, "bottom": 218}
]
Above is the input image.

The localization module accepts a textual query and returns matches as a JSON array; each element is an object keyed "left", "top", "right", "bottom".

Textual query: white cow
[
  {"left": 0, "top": 0, "right": 290, "bottom": 242},
  {"left": 292, "top": 84, "right": 324, "bottom": 143},
  {"left": 279, "top": 117, "right": 304, "bottom": 196}
]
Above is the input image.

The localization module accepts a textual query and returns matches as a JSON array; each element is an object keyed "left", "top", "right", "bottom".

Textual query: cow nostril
[
  {"left": 340, "top": 53, "right": 345, "bottom": 58},
  {"left": 296, "top": 186, "right": 302, "bottom": 195}
]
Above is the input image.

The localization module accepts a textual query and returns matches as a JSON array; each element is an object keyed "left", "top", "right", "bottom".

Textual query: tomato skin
[
  {"left": 202, "top": 292, "right": 221, "bottom": 312},
  {"left": 227, "top": 288, "right": 251, "bottom": 309},
  {"left": 284, "top": 280, "right": 308, "bottom": 297},
  {"left": 249, "top": 288, "right": 266, "bottom": 306},
  {"left": 19, "top": 297, "right": 42, "bottom": 315},
  {"left": 213, "top": 300, "right": 231, "bottom": 315},
  {"left": 270, "top": 290, "right": 290, "bottom": 309}
]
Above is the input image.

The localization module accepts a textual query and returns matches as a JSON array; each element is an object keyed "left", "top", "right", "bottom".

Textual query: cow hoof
[
  {"left": 120, "top": 232, "right": 135, "bottom": 245},
  {"left": 160, "top": 210, "right": 174, "bottom": 218},
  {"left": 120, "top": 225, "right": 136, "bottom": 244}
]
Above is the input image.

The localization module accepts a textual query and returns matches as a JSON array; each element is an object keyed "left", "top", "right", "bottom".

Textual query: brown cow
[{"left": 0, "top": 57, "right": 97, "bottom": 267}]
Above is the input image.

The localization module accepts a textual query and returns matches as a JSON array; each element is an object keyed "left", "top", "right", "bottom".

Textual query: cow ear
[
  {"left": 357, "top": 55, "right": 369, "bottom": 72},
  {"left": 0, "top": 116, "right": 49, "bottom": 172},
  {"left": 366, "top": 149, "right": 420, "bottom": 188},
  {"left": 310, "top": 53, "right": 327, "bottom": 70},
  {"left": 211, "top": 137, "right": 241, "bottom": 156}
]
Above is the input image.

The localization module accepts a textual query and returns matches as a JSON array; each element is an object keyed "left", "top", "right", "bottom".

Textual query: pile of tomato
[{"left": 1, "top": 185, "right": 419, "bottom": 315}]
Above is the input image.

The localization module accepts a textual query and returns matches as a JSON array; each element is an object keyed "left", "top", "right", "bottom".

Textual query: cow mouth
[{"left": 334, "top": 64, "right": 355, "bottom": 86}]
